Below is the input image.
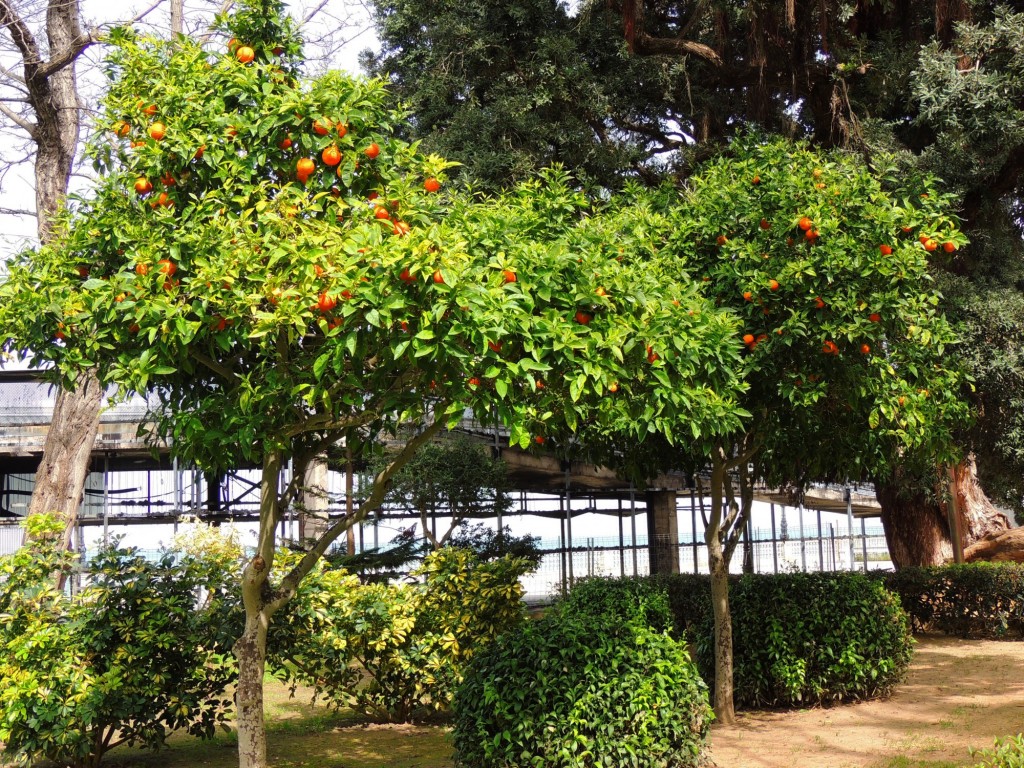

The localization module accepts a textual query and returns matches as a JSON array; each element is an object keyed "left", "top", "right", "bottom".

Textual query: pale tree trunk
[
  {"left": 703, "top": 457, "right": 735, "bottom": 724},
  {"left": 234, "top": 451, "right": 282, "bottom": 768},
  {"left": 878, "top": 455, "right": 1013, "bottom": 568},
  {"left": 0, "top": 0, "right": 104, "bottom": 540}
]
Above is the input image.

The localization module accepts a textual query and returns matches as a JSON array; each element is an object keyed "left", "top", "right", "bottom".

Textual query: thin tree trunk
[
  {"left": 234, "top": 611, "right": 270, "bottom": 768},
  {"left": 705, "top": 458, "right": 736, "bottom": 724},
  {"left": 233, "top": 450, "right": 282, "bottom": 768}
]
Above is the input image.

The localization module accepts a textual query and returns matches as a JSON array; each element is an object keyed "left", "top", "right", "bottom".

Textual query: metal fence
[{"left": 521, "top": 523, "right": 891, "bottom": 602}]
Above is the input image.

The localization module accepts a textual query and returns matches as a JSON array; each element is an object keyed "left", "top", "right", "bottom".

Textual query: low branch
[
  {"left": 634, "top": 33, "right": 722, "bottom": 65},
  {"left": 37, "top": 28, "right": 103, "bottom": 80},
  {"left": 0, "top": 205, "right": 36, "bottom": 217},
  {"left": 0, "top": 100, "right": 36, "bottom": 136},
  {"left": 271, "top": 415, "right": 448, "bottom": 611},
  {"left": 190, "top": 349, "right": 238, "bottom": 383},
  {"left": 0, "top": 0, "right": 41, "bottom": 72}
]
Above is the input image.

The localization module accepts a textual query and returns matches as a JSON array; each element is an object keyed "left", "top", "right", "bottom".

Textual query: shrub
[
  {"left": 717, "top": 572, "right": 913, "bottom": 707},
  {"left": 270, "top": 547, "right": 532, "bottom": 721},
  {"left": 883, "top": 563, "right": 1024, "bottom": 638},
  {"left": 0, "top": 515, "right": 235, "bottom": 768},
  {"left": 554, "top": 575, "right": 675, "bottom": 631},
  {"left": 561, "top": 571, "right": 914, "bottom": 709},
  {"left": 452, "top": 611, "right": 712, "bottom": 768},
  {"left": 971, "top": 734, "right": 1024, "bottom": 767}
]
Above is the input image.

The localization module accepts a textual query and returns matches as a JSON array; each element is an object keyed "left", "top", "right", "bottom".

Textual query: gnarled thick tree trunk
[{"left": 878, "top": 455, "right": 1013, "bottom": 568}]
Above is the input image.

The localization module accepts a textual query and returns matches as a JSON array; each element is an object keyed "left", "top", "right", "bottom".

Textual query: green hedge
[
  {"left": 452, "top": 608, "right": 712, "bottom": 768},
  {"left": 882, "top": 563, "right": 1024, "bottom": 639},
  {"left": 559, "top": 571, "right": 914, "bottom": 709}
]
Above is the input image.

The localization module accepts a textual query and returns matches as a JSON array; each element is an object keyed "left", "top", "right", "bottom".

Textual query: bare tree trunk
[
  {"left": 878, "top": 456, "right": 1013, "bottom": 568},
  {"left": 28, "top": 374, "right": 104, "bottom": 546},
  {"left": 705, "top": 459, "right": 736, "bottom": 725},
  {"left": 234, "top": 610, "right": 270, "bottom": 768}
]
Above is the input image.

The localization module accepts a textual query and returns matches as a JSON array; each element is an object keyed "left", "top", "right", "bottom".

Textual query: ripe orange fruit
[
  {"left": 488, "top": 341, "right": 502, "bottom": 352},
  {"left": 502, "top": 269, "right": 517, "bottom": 284},
  {"left": 768, "top": 279, "right": 780, "bottom": 292},
  {"left": 296, "top": 157, "right": 315, "bottom": 178},
  {"left": 373, "top": 206, "right": 391, "bottom": 220},
  {"left": 194, "top": 145, "right": 205, "bottom": 159},
  {"left": 468, "top": 377, "right": 480, "bottom": 387},
  {"left": 134, "top": 177, "right": 152, "bottom": 194},
  {"left": 317, "top": 293, "right": 337, "bottom": 313},
  {"left": 142, "top": 103, "right": 157, "bottom": 117},
  {"left": 157, "top": 259, "right": 177, "bottom": 276},
  {"left": 869, "top": 312, "right": 881, "bottom": 322},
  {"left": 432, "top": 270, "right": 445, "bottom": 284},
  {"left": 114, "top": 120, "right": 131, "bottom": 137},
  {"left": 336, "top": 123, "right": 348, "bottom": 138},
  {"left": 812, "top": 168, "right": 823, "bottom": 179},
  {"left": 924, "top": 239, "right": 938, "bottom": 251},
  {"left": 364, "top": 142, "right": 380, "bottom": 159},
  {"left": 535, "top": 379, "right": 545, "bottom": 389},
  {"left": 148, "top": 122, "right": 166, "bottom": 140},
  {"left": 161, "top": 173, "right": 175, "bottom": 187},
  {"left": 798, "top": 217, "right": 812, "bottom": 231},
  {"left": 236, "top": 45, "right": 255, "bottom": 63},
  {"left": 716, "top": 235, "right": 728, "bottom": 246},
  {"left": 423, "top": 177, "right": 441, "bottom": 193},
  {"left": 646, "top": 346, "right": 659, "bottom": 363},
  {"left": 751, "top": 175, "right": 761, "bottom": 184},
  {"left": 228, "top": 37, "right": 239, "bottom": 51},
  {"left": 392, "top": 220, "right": 410, "bottom": 236},
  {"left": 278, "top": 136, "right": 292, "bottom": 150},
  {"left": 399, "top": 267, "right": 416, "bottom": 284},
  {"left": 313, "top": 118, "right": 332, "bottom": 136},
  {"left": 742, "top": 333, "right": 755, "bottom": 345},
  {"left": 743, "top": 291, "right": 753, "bottom": 302},
  {"left": 822, "top": 340, "right": 839, "bottom": 355},
  {"left": 805, "top": 229, "right": 819, "bottom": 241},
  {"left": 760, "top": 218, "right": 771, "bottom": 230},
  {"left": 321, "top": 145, "right": 341, "bottom": 166},
  {"left": 879, "top": 244, "right": 892, "bottom": 255},
  {"left": 814, "top": 297, "right": 825, "bottom": 309},
  {"left": 534, "top": 435, "right": 545, "bottom": 444},
  {"left": 860, "top": 343, "right": 871, "bottom": 354},
  {"left": 943, "top": 241, "right": 956, "bottom": 252},
  {"left": 574, "top": 311, "right": 592, "bottom": 325},
  {"left": 135, "top": 263, "right": 150, "bottom": 276},
  {"left": 595, "top": 286, "right": 607, "bottom": 297}
]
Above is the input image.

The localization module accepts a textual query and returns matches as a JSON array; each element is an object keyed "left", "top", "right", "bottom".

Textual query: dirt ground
[{"left": 707, "top": 634, "right": 1024, "bottom": 768}]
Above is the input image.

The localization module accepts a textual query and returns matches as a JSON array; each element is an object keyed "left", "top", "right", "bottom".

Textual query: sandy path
[{"left": 707, "top": 635, "right": 1024, "bottom": 768}]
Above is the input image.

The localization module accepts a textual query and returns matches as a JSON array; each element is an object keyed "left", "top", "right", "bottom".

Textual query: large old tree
[{"left": 366, "top": 0, "right": 1024, "bottom": 564}]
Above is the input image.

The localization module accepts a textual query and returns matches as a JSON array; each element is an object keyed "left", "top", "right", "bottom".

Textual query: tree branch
[
  {"left": 36, "top": 27, "right": 102, "bottom": 80},
  {"left": 0, "top": 93, "right": 36, "bottom": 135},
  {"left": 270, "top": 414, "right": 448, "bottom": 611},
  {"left": 0, "top": 0, "right": 42, "bottom": 70},
  {"left": 190, "top": 349, "right": 238, "bottom": 383}
]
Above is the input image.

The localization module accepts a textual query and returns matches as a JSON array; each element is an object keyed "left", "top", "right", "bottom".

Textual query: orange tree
[
  {"left": 0, "top": 3, "right": 747, "bottom": 766},
  {"left": 651, "top": 137, "right": 969, "bottom": 723}
]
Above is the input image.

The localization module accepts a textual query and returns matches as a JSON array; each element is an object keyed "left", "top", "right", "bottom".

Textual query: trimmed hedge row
[
  {"left": 881, "top": 562, "right": 1024, "bottom": 639},
  {"left": 559, "top": 571, "right": 914, "bottom": 709}
]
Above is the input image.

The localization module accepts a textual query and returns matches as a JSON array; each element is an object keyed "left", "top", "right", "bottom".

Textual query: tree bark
[
  {"left": 234, "top": 611, "right": 270, "bottom": 768},
  {"left": 704, "top": 459, "right": 735, "bottom": 724},
  {"left": 27, "top": 372, "right": 103, "bottom": 546},
  {"left": 878, "top": 456, "right": 1014, "bottom": 568},
  {"left": 877, "top": 482, "right": 952, "bottom": 568},
  {"left": 965, "top": 528, "right": 1024, "bottom": 562}
]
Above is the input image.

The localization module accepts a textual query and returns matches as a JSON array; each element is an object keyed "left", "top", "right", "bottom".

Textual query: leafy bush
[
  {"left": 452, "top": 610, "right": 712, "bottom": 768},
  {"left": 0, "top": 515, "right": 235, "bottom": 768},
  {"left": 971, "top": 734, "right": 1024, "bottom": 767},
  {"left": 554, "top": 575, "right": 675, "bottom": 631},
  {"left": 271, "top": 547, "right": 532, "bottom": 721},
  {"left": 883, "top": 563, "right": 1024, "bottom": 638},
  {"left": 561, "top": 571, "right": 914, "bottom": 709}
]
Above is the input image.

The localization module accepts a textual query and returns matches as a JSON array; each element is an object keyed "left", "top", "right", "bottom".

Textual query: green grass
[{"left": 102, "top": 679, "right": 454, "bottom": 768}]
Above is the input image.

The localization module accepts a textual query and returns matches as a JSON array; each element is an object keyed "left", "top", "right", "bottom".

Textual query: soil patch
[{"left": 708, "top": 634, "right": 1024, "bottom": 768}]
